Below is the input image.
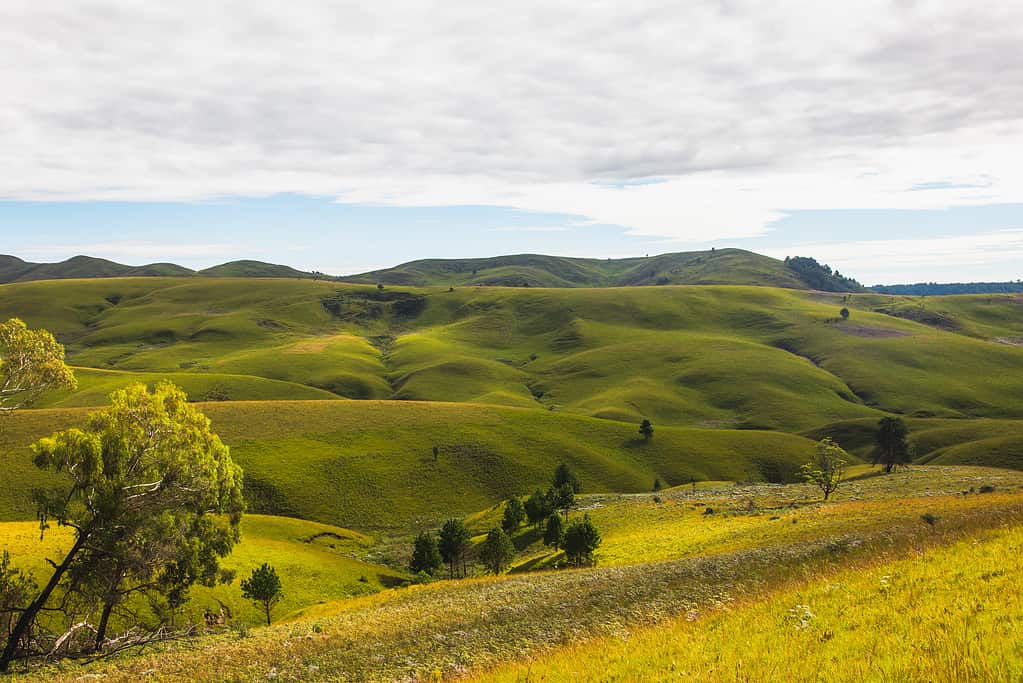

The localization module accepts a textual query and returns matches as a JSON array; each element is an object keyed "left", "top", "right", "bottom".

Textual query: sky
[{"left": 1, "top": 1, "right": 1022, "bottom": 285}]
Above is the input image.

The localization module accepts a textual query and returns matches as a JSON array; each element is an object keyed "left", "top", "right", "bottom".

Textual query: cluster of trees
[
  {"left": 0, "top": 319, "right": 246, "bottom": 671},
  {"left": 784, "top": 256, "right": 864, "bottom": 292},
  {"left": 802, "top": 417, "right": 913, "bottom": 500},
  {"left": 409, "top": 463, "right": 602, "bottom": 578}
]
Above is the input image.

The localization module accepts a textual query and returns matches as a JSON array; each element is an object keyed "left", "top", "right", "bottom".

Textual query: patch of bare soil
[
  {"left": 994, "top": 337, "right": 1023, "bottom": 347},
  {"left": 837, "top": 324, "right": 911, "bottom": 338}
]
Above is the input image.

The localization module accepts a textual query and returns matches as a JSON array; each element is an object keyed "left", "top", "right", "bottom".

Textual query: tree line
[{"left": 409, "top": 462, "right": 602, "bottom": 578}]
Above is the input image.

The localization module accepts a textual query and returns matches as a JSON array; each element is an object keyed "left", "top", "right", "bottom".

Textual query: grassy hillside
[
  {"left": 35, "top": 367, "right": 342, "bottom": 407},
  {"left": 0, "top": 514, "right": 406, "bottom": 629},
  {"left": 3, "top": 277, "right": 1023, "bottom": 445},
  {"left": 478, "top": 520, "right": 1023, "bottom": 682},
  {"left": 197, "top": 260, "right": 317, "bottom": 279},
  {"left": 0, "top": 255, "right": 321, "bottom": 284},
  {"left": 0, "top": 401, "right": 817, "bottom": 528},
  {"left": 343, "top": 248, "right": 827, "bottom": 289},
  {"left": 13, "top": 470, "right": 1022, "bottom": 681}
]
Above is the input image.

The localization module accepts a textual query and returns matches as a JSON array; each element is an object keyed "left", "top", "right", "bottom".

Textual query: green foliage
[
  {"left": 438, "top": 519, "right": 470, "bottom": 579},
  {"left": 652, "top": 477, "right": 662, "bottom": 492},
  {"left": 0, "top": 318, "right": 76, "bottom": 412},
  {"left": 639, "top": 419, "right": 654, "bottom": 441},
  {"left": 553, "top": 463, "right": 581, "bottom": 493},
  {"left": 501, "top": 498, "right": 525, "bottom": 533},
  {"left": 562, "top": 515, "right": 602, "bottom": 567},
  {"left": 409, "top": 532, "right": 442, "bottom": 575},
  {"left": 478, "top": 528, "right": 515, "bottom": 574},
  {"left": 800, "top": 437, "right": 848, "bottom": 500},
  {"left": 0, "top": 551, "right": 36, "bottom": 645},
  {"left": 543, "top": 514, "right": 565, "bottom": 550},
  {"left": 550, "top": 483, "right": 576, "bottom": 517},
  {"left": 840, "top": 307, "right": 850, "bottom": 319},
  {"left": 240, "top": 563, "right": 283, "bottom": 625},
  {"left": 525, "top": 489, "right": 553, "bottom": 529},
  {"left": 876, "top": 417, "right": 911, "bottom": 473},
  {"left": 784, "top": 256, "right": 864, "bottom": 292}
]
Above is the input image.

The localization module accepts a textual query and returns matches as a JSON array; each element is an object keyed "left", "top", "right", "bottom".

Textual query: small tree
[
  {"left": 432, "top": 445, "right": 439, "bottom": 462},
  {"left": 875, "top": 416, "right": 911, "bottom": 473},
  {"left": 409, "top": 532, "right": 442, "bottom": 575},
  {"left": 240, "top": 563, "right": 283, "bottom": 626},
  {"left": 524, "top": 489, "right": 552, "bottom": 529},
  {"left": 652, "top": 477, "right": 663, "bottom": 492},
  {"left": 550, "top": 483, "right": 575, "bottom": 518},
  {"left": 438, "top": 519, "right": 470, "bottom": 579},
  {"left": 563, "top": 515, "right": 601, "bottom": 567},
  {"left": 552, "top": 463, "right": 581, "bottom": 493},
  {"left": 502, "top": 497, "right": 525, "bottom": 533},
  {"left": 478, "top": 528, "right": 515, "bottom": 574},
  {"left": 0, "top": 318, "right": 77, "bottom": 413},
  {"left": 639, "top": 418, "right": 654, "bottom": 441},
  {"left": 840, "top": 307, "right": 850, "bottom": 320},
  {"left": 543, "top": 514, "right": 565, "bottom": 550},
  {"left": 801, "top": 437, "right": 848, "bottom": 501}
]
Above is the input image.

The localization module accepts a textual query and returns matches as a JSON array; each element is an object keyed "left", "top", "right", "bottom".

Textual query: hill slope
[{"left": 342, "top": 248, "right": 863, "bottom": 291}]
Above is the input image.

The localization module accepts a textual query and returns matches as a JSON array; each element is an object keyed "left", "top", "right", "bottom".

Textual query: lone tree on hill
[
  {"left": 241, "top": 563, "right": 283, "bottom": 626},
  {"left": 479, "top": 528, "right": 515, "bottom": 574},
  {"left": 563, "top": 515, "right": 602, "bottom": 567},
  {"left": 639, "top": 418, "right": 654, "bottom": 441},
  {"left": 553, "top": 463, "right": 581, "bottom": 493},
  {"left": 432, "top": 445, "right": 439, "bottom": 461},
  {"left": 801, "top": 437, "right": 848, "bottom": 500},
  {"left": 543, "top": 513, "right": 565, "bottom": 550},
  {"left": 438, "top": 519, "right": 471, "bottom": 579},
  {"left": 840, "top": 307, "right": 850, "bottom": 320},
  {"left": 409, "top": 531, "right": 442, "bottom": 575},
  {"left": 502, "top": 497, "right": 526, "bottom": 533},
  {"left": 0, "top": 382, "right": 245, "bottom": 670},
  {"left": 525, "top": 489, "right": 552, "bottom": 529},
  {"left": 0, "top": 318, "right": 76, "bottom": 414},
  {"left": 875, "top": 416, "right": 911, "bottom": 473}
]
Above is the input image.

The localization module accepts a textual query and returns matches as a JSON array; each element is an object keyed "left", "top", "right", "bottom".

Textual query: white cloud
[
  {"left": 1, "top": 1, "right": 1022, "bottom": 243},
  {"left": 763, "top": 229, "right": 1023, "bottom": 284}
]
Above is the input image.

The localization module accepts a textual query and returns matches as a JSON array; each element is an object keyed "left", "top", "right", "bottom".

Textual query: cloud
[
  {"left": 1, "top": 1, "right": 1022, "bottom": 242},
  {"left": 762, "top": 229, "right": 1023, "bottom": 284}
]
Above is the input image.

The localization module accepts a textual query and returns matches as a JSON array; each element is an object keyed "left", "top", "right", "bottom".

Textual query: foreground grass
[
  {"left": 476, "top": 521, "right": 1023, "bottom": 682},
  {"left": 12, "top": 484, "right": 1023, "bottom": 681}
]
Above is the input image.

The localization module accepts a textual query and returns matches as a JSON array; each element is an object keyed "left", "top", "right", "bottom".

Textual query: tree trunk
[
  {"left": 264, "top": 602, "right": 271, "bottom": 626},
  {"left": 93, "top": 600, "right": 115, "bottom": 652},
  {"left": 0, "top": 534, "right": 86, "bottom": 672}
]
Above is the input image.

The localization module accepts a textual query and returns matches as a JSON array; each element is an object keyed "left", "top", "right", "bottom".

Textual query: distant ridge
[
  {"left": 0, "top": 255, "right": 318, "bottom": 284},
  {"left": 339, "top": 248, "right": 866, "bottom": 292},
  {"left": 0, "top": 249, "right": 865, "bottom": 291}
]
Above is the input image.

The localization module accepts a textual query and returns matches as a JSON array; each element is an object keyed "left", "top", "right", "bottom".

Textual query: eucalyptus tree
[{"left": 0, "top": 382, "right": 244, "bottom": 670}]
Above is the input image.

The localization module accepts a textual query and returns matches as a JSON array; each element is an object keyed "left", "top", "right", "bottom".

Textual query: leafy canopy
[
  {"left": 0, "top": 318, "right": 76, "bottom": 413},
  {"left": 801, "top": 437, "right": 848, "bottom": 500},
  {"left": 478, "top": 528, "right": 515, "bottom": 574}
]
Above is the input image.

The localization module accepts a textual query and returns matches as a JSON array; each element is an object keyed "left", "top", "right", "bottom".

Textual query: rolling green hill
[
  {"left": 0, "top": 401, "right": 818, "bottom": 529},
  {"left": 2, "top": 276, "right": 1022, "bottom": 451},
  {"left": 341, "top": 248, "right": 861, "bottom": 291}
]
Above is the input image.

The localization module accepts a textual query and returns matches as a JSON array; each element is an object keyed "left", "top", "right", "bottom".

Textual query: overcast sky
[{"left": 2, "top": 1, "right": 1022, "bottom": 284}]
